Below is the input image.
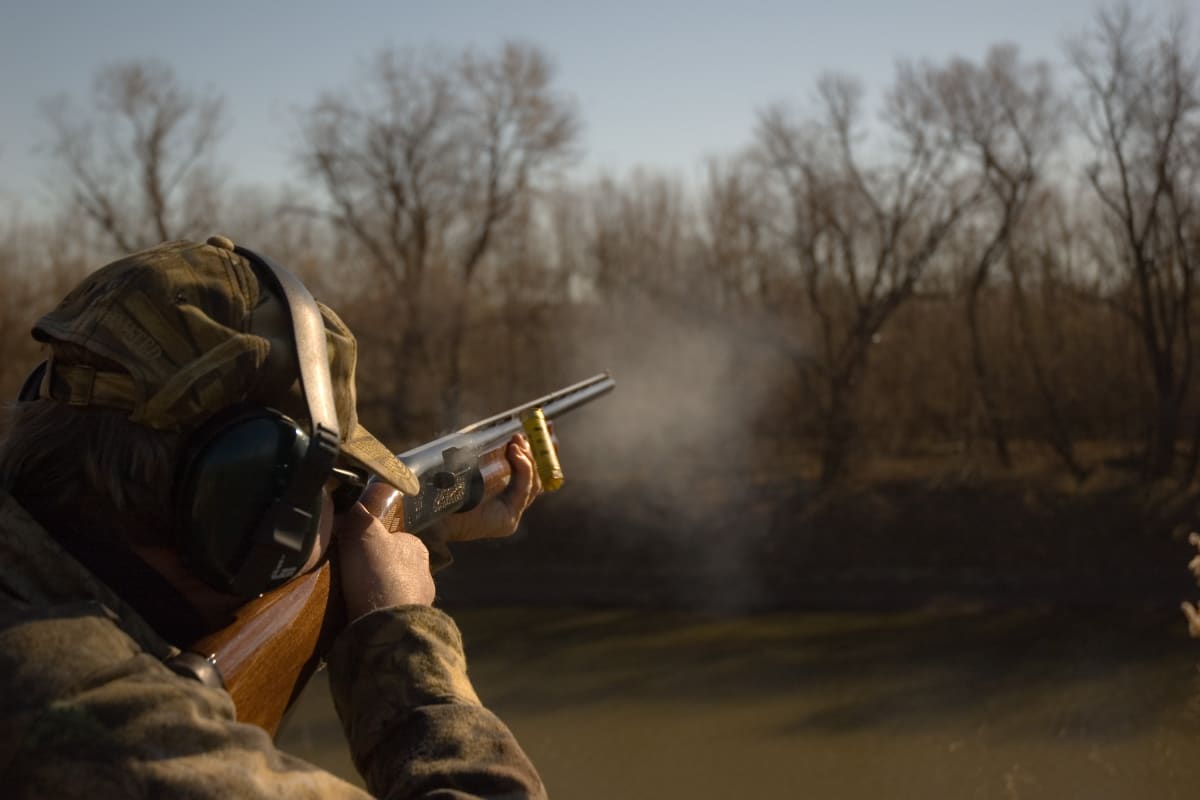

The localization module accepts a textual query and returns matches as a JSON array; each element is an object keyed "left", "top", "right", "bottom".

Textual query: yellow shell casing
[{"left": 520, "top": 407, "right": 564, "bottom": 491}]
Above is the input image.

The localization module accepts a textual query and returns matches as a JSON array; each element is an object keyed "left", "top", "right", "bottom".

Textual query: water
[{"left": 277, "top": 607, "right": 1200, "bottom": 799}]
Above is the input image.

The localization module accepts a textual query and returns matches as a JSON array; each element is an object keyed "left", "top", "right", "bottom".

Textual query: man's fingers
[
  {"left": 1183, "top": 601, "right": 1200, "bottom": 638},
  {"left": 508, "top": 435, "right": 541, "bottom": 501},
  {"left": 1190, "top": 531, "right": 1200, "bottom": 548},
  {"left": 526, "top": 439, "right": 543, "bottom": 497},
  {"left": 436, "top": 435, "right": 542, "bottom": 544},
  {"left": 332, "top": 502, "right": 380, "bottom": 543}
]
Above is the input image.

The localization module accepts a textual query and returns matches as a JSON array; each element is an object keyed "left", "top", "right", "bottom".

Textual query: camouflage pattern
[
  {"left": 30, "top": 236, "right": 418, "bottom": 495},
  {"left": 0, "top": 489, "right": 547, "bottom": 798}
]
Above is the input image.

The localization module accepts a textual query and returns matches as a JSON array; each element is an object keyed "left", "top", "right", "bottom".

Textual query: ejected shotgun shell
[{"left": 520, "top": 407, "right": 564, "bottom": 491}]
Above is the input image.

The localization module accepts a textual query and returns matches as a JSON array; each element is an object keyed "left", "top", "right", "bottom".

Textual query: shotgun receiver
[
  {"left": 361, "top": 372, "right": 615, "bottom": 535},
  {"left": 177, "top": 372, "right": 615, "bottom": 735}
]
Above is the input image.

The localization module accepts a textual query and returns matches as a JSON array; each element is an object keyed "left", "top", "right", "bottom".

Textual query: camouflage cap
[{"left": 29, "top": 236, "right": 419, "bottom": 495}]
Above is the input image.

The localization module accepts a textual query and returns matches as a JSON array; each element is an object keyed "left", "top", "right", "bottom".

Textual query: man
[{"left": 0, "top": 236, "right": 547, "bottom": 798}]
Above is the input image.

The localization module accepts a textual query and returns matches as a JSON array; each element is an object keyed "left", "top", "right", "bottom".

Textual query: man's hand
[
  {"left": 334, "top": 502, "right": 436, "bottom": 621},
  {"left": 436, "top": 434, "right": 544, "bottom": 543},
  {"left": 331, "top": 434, "right": 542, "bottom": 619},
  {"left": 1181, "top": 532, "right": 1200, "bottom": 639}
]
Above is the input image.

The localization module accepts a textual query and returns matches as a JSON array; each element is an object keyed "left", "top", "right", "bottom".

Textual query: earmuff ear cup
[{"left": 173, "top": 406, "right": 320, "bottom": 597}]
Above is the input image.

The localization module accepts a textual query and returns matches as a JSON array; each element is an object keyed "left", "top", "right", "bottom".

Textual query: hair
[{"left": 0, "top": 346, "right": 180, "bottom": 546}]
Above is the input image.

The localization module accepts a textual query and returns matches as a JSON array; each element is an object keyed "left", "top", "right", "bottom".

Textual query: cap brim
[{"left": 340, "top": 424, "right": 420, "bottom": 495}]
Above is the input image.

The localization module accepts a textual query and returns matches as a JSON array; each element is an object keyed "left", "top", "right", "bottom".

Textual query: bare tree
[
  {"left": 1069, "top": 3, "right": 1200, "bottom": 478},
  {"left": 40, "top": 60, "right": 226, "bottom": 253},
  {"left": 1007, "top": 187, "right": 1091, "bottom": 480},
  {"left": 897, "top": 45, "right": 1063, "bottom": 470},
  {"left": 0, "top": 214, "right": 93, "bottom": 397},
  {"left": 756, "top": 74, "right": 981, "bottom": 486},
  {"left": 697, "top": 157, "right": 781, "bottom": 314},
  {"left": 0, "top": 223, "right": 43, "bottom": 395},
  {"left": 296, "top": 42, "right": 577, "bottom": 436},
  {"left": 581, "top": 171, "right": 694, "bottom": 303}
]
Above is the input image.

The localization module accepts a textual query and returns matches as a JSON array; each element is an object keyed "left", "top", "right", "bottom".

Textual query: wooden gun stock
[
  {"left": 179, "top": 373, "right": 614, "bottom": 736},
  {"left": 185, "top": 566, "right": 336, "bottom": 735}
]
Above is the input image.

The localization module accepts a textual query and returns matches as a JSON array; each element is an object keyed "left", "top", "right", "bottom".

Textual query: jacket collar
[{"left": 0, "top": 489, "right": 177, "bottom": 661}]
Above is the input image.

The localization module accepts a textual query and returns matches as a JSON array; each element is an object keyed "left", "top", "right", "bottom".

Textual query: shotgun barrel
[{"left": 369, "top": 373, "right": 615, "bottom": 534}]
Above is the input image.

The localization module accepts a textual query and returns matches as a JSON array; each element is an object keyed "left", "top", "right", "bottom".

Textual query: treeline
[{"left": 2, "top": 3, "right": 1198, "bottom": 492}]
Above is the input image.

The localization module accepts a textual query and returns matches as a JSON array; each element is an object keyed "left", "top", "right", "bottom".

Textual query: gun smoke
[{"left": 535, "top": 293, "right": 792, "bottom": 613}]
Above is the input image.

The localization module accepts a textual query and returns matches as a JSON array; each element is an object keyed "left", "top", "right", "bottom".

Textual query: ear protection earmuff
[
  {"left": 17, "top": 247, "right": 343, "bottom": 599},
  {"left": 171, "top": 246, "right": 342, "bottom": 598}
]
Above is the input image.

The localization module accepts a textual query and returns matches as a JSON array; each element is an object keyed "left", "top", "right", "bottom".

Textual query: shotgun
[{"left": 173, "top": 372, "right": 615, "bottom": 735}]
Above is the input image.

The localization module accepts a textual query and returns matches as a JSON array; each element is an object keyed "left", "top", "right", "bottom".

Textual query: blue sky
[{"left": 0, "top": 0, "right": 1177, "bottom": 214}]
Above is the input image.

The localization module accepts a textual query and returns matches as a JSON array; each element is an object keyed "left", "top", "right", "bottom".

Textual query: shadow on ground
[
  {"left": 451, "top": 606, "right": 1200, "bottom": 742},
  {"left": 279, "top": 605, "right": 1200, "bottom": 799}
]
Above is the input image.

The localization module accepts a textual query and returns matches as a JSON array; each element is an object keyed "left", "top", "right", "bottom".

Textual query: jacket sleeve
[
  {"left": 325, "top": 605, "right": 546, "bottom": 799},
  {"left": 0, "top": 600, "right": 377, "bottom": 800}
]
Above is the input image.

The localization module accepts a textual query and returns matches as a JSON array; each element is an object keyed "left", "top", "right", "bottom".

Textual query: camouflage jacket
[{"left": 0, "top": 490, "right": 546, "bottom": 799}]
